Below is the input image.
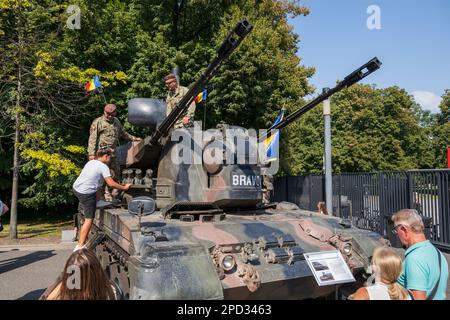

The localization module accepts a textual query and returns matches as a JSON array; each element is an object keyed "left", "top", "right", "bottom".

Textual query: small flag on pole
[
  {"left": 194, "top": 89, "right": 207, "bottom": 104},
  {"left": 265, "top": 109, "right": 285, "bottom": 162},
  {"left": 85, "top": 75, "right": 102, "bottom": 92}
]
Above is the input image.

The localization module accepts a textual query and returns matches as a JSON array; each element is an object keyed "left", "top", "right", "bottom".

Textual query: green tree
[
  {"left": 207, "top": 2, "right": 313, "bottom": 130},
  {"left": 438, "top": 89, "right": 450, "bottom": 124},
  {"left": 430, "top": 90, "right": 450, "bottom": 168},
  {"left": 0, "top": 0, "right": 124, "bottom": 237},
  {"left": 281, "top": 84, "right": 438, "bottom": 175},
  {"left": 1, "top": 0, "right": 316, "bottom": 230}
]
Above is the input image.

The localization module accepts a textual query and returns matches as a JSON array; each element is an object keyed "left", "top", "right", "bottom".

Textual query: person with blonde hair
[
  {"left": 352, "top": 246, "right": 412, "bottom": 300},
  {"left": 392, "top": 209, "right": 448, "bottom": 300}
]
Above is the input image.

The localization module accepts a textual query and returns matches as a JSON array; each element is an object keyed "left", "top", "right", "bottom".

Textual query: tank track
[{"left": 90, "top": 225, "right": 131, "bottom": 298}]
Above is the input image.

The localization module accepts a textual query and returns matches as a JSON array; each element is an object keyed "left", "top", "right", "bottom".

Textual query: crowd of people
[{"left": 351, "top": 209, "right": 448, "bottom": 300}]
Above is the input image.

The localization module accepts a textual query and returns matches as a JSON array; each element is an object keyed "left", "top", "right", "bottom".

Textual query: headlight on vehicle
[
  {"left": 221, "top": 254, "right": 236, "bottom": 272},
  {"left": 343, "top": 243, "right": 352, "bottom": 255}
]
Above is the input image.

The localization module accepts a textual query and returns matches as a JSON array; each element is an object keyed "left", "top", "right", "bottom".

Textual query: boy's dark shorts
[{"left": 73, "top": 188, "right": 96, "bottom": 219}]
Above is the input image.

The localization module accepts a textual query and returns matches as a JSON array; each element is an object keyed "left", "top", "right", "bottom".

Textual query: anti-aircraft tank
[{"left": 86, "top": 20, "right": 388, "bottom": 299}]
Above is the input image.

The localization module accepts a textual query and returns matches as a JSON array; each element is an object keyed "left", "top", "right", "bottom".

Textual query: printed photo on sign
[{"left": 312, "top": 261, "right": 329, "bottom": 271}]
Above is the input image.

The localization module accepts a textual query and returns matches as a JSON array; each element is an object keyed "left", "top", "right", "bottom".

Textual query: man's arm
[
  {"left": 186, "top": 100, "right": 196, "bottom": 121},
  {"left": 118, "top": 120, "right": 139, "bottom": 142},
  {"left": 410, "top": 290, "right": 427, "bottom": 300},
  {"left": 178, "top": 86, "right": 195, "bottom": 125},
  {"left": 105, "top": 177, "right": 131, "bottom": 191},
  {"left": 87, "top": 119, "right": 99, "bottom": 159},
  {"left": 181, "top": 100, "right": 196, "bottom": 125}
]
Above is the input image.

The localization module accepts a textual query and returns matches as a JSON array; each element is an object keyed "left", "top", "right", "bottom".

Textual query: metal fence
[{"left": 273, "top": 170, "right": 450, "bottom": 250}]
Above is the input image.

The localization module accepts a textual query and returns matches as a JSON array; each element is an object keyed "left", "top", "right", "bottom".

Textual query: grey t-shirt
[{"left": 73, "top": 160, "right": 111, "bottom": 194}]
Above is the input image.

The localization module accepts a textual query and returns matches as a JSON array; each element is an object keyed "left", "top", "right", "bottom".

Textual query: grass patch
[{"left": 0, "top": 214, "right": 73, "bottom": 240}]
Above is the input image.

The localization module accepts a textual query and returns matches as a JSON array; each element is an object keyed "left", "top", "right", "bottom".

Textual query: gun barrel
[
  {"left": 149, "top": 20, "right": 253, "bottom": 146},
  {"left": 271, "top": 57, "right": 382, "bottom": 132}
]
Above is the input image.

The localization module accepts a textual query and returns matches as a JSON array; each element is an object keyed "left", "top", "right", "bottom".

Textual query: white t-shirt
[
  {"left": 73, "top": 160, "right": 111, "bottom": 194},
  {"left": 366, "top": 282, "right": 412, "bottom": 300}
]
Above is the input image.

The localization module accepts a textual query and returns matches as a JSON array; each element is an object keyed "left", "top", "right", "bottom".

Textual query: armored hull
[{"left": 90, "top": 204, "right": 388, "bottom": 300}]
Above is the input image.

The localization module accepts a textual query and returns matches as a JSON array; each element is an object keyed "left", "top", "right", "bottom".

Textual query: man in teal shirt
[{"left": 392, "top": 209, "right": 448, "bottom": 300}]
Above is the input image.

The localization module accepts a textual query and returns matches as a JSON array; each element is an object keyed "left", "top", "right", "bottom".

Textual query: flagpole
[
  {"left": 97, "top": 86, "right": 107, "bottom": 104},
  {"left": 203, "top": 100, "right": 206, "bottom": 131},
  {"left": 201, "top": 88, "right": 208, "bottom": 131},
  {"left": 96, "top": 75, "right": 106, "bottom": 104},
  {"left": 101, "top": 90, "right": 107, "bottom": 104}
]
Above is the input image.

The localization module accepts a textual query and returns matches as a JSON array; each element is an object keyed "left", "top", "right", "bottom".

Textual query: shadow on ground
[
  {"left": 0, "top": 250, "right": 56, "bottom": 274},
  {"left": 17, "top": 289, "right": 46, "bottom": 300}
]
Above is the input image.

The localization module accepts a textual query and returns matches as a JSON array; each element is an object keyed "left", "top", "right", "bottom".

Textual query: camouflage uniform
[
  {"left": 261, "top": 175, "right": 273, "bottom": 205},
  {"left": 166, "top": 85, "right": 196, "bottom": 129},
  {"left": 87, "top": 116, "right": 136, "bottom": 199}
]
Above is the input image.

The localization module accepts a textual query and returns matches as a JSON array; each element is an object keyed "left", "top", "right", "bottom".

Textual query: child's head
[
  {"left": 372, "top": 246, "right": 403, "bottom": 283},
  {"left": 58, "top": 248, "right": 115, "bottom": 300},
  {"left": 371, "top": 246, "right": 409, "bottom": 300}
]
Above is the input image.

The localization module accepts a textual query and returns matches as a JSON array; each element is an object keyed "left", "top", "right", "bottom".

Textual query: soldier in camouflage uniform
[
  {"left": 88, "top": 104, "right": 141, "bottom": 200},
  {"left": 164, "top": 73, "right": 196, "bottom": 129}
]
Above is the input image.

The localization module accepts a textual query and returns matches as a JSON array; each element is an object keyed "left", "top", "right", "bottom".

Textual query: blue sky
[{"left": 288, "top": 0, "right": 450, "bottom": 113}]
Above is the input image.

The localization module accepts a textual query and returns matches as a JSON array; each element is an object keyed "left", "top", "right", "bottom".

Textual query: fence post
[
  {"left": 378, "top": 172, "right": 386, "bottom": 237},
  {"left": 308, "top": 175, "right": 313, "bottom": 211},
  {"left": 436, "top": 171, "right": 446, "bottom": 244},
  {"left": 338, "top": 173, "right": 342, "bottom": 217},
  {"left": 407, "top": 171, "right": 414, "bottom": 209},
  {"left": 285, "top": 176, "right": 289, "bottom": 204},
  {"left": 323, "top": 89, "right": 333, "bottom": 216}
]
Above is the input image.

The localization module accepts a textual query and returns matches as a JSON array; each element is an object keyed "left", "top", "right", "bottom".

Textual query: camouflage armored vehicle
[{"left": 86, "top": 20, "right": 388, "bottom": 299}]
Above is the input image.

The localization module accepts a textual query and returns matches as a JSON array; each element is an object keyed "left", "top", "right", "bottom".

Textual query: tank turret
[{"left": 122, "top": 53, "right": 381, "bottom": 213}]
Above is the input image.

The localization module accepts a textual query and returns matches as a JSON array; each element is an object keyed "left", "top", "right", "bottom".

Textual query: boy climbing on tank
[{"left": 72, "top": 147, "right": 131, "bottom": 251}]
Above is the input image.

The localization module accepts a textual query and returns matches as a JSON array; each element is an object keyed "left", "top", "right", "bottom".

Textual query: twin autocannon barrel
[
  {"left": 270, "top": 57, "right": 382, "bottom": 132},
  {"left": 148, "top": 19, "right": 381, "bottom": 145},
  {"left": 149, "top": 19, "right": 254, "bottom": 146}
]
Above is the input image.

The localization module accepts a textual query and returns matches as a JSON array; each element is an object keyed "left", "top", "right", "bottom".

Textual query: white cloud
[{"left": 412, "top": 91, "right": 442, "bottom": 113}]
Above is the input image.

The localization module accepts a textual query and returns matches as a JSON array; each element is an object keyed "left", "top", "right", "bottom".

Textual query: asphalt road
[{"left": 0, "top": 244, "right": 75, "bottom": 300}]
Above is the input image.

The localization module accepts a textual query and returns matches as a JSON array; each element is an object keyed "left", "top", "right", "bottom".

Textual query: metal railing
[{"left": 273, "top": 170, "right": 450, "bottom": 250}]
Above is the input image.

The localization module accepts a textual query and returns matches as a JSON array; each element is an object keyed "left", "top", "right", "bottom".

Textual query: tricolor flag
[
  {"left": 194, "top": 89, "right": 207, "bottom": 104},
  {"left": 265, "top": 109, "right": 285, "bottom": 162},
  {"left": 85, "top": 75, "right": 102, "bottom": 92}
]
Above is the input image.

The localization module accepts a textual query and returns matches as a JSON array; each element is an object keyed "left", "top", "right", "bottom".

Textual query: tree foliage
[
  {"left": 282, "top": 84, "right": 447, "bottom": 175},
  {"left": 0, "top": 0, "right": 447, "bottom": 221}
]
